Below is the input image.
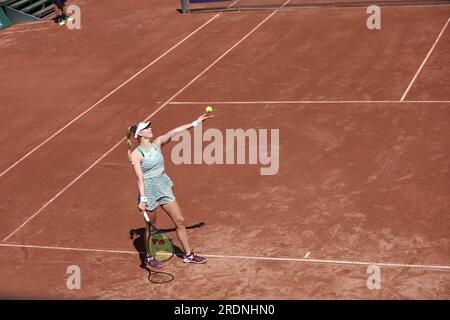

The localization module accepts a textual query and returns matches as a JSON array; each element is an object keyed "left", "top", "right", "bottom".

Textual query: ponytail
[{"left": 126, "top": 124, "right": 138, "bottom": 162}]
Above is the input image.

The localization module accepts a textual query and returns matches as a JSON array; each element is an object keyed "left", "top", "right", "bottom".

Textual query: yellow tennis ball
[{"left": 205, "top": 106, "right": 213, "bottom": 113}]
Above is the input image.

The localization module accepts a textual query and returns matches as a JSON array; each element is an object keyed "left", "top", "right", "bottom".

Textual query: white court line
[
  {"left": 0, "top": 27, "right": 51, "bottom": 35},
  {"left": 400, "top": 16, "right": 450, "bottom": 101},
  {"left": 0, "top": 243, "right": 138, "bottom": 255},
  {"left": 1, "top": 139, "right": 126, "bottom": 242},
  {"left": 1, "top": 1, "right": 290, "bottom": 242},
  {"left": 169, "top": 100, "right": 450, "bottom": 105},
  {"left": 204, "top": 254, "right": 450, "bottom": 270},
  {"left": 1, "top": 243, "right": 450, "bottom": 271},
  {"left": 0, "top": 11, "right": 225, "bottom": 179}
]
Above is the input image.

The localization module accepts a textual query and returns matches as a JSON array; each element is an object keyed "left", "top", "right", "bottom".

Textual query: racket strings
[
  {"left": 149, "top": 231, "right": 174, "bottom": 262},
  {"left": 151, "top": 232, "right": 168, "bottom": 240}
]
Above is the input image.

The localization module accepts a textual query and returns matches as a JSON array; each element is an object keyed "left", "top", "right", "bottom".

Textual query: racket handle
[{"left": 142, "top": 210, "right": 150, "bottom": 222}]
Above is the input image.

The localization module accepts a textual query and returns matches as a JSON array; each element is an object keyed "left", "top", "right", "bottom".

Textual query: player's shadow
[{"left": 129, "top": 222, "right": 205, "bottom": 266}]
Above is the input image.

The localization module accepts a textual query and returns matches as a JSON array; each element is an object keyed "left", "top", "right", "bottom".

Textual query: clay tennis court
[{"left": 1, "top": 0, "right": 449, "bottom": 299}]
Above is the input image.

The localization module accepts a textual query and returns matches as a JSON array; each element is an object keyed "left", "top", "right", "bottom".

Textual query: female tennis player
[{"left": 127, "top": 114, "right": 213, "bottom": 269}]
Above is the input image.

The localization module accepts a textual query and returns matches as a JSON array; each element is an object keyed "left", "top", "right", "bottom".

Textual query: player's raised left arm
[{"left": 155, "top": 113, "right": 213, "bottom": 148}]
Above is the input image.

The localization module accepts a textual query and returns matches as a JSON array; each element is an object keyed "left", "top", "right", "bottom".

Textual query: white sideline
[{"left": 400, "top": 17, "right": 450, "bottom": 101}]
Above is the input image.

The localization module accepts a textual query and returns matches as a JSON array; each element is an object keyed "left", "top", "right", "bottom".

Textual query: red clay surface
[{"left": 0, "top": 0, "right": 449, "bottom": 299}]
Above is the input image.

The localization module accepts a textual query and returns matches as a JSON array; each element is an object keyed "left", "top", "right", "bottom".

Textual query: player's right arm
[
  {"left": 130, "top": 150, "right": 146, "bottom": 211},
  {"left": 154, "top": 113, "right": 214, "bottom": 148}
]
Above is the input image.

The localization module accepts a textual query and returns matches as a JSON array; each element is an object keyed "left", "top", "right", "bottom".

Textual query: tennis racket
[{"left": 142, "top": 211, "right": 174, "bottom": 262}]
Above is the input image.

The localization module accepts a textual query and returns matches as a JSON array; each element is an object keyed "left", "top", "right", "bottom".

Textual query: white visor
[{"left": 134, "top": 122, "right": 151, "bottom": 138}]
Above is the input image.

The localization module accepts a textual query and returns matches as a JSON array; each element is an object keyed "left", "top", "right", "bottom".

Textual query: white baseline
[{"left": 1, "top": 243, "right": 449, "bottom": 271}]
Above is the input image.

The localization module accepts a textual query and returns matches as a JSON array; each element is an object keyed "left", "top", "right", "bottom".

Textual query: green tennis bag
[{"left": 0, "top": 7, "right": 11, "bottom": 30}]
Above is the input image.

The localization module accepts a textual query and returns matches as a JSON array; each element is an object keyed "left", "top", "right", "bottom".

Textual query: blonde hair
[{"left": 126, "top": 124, "right": 139, "bottom": 162}]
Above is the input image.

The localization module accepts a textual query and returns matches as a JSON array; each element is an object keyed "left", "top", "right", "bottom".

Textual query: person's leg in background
[
  {"left": 180, "top": 0, "right": 190, "bottom": 14},
  {"left": 53, "top": 0, "right": 67, "bottom": 22}
]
